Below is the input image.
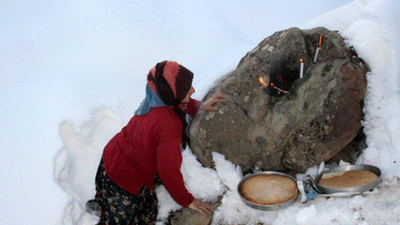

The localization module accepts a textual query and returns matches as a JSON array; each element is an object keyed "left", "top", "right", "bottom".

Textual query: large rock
[
  {"left": 189, "top": 27, "right": 369, "bottom": 173},
  {"left": 167, "top": 197, "right": 222, "bottom": 225}
]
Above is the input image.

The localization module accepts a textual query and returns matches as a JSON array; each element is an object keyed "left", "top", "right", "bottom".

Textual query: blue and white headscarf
[{"left": 134, "top": 85, "right": 166, "bottom": 116}]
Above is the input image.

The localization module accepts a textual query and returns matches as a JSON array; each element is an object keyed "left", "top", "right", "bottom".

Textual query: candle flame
[
  {"left": 259, "top": 77, "right": 267, "bottom": 87},
  {"left": 318, "top": 35, "right": 322, "bottom": 49},
  {"left": 299, "top": 54, "right": 304, "bottom": 63}
]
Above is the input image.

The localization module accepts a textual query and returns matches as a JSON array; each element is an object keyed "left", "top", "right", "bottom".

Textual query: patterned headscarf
[{"left": 146, "top": 60, "right": 194, "bottom": 149}]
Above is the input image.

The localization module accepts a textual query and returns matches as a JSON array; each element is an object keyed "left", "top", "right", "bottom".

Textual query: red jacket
[{"left": 103, "top": 99, "right": 201, "bottom": 207}]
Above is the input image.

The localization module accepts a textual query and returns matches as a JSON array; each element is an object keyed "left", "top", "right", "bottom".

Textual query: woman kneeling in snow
[{"left": 86, "top": 61, "right": 225, "bottom": 224}]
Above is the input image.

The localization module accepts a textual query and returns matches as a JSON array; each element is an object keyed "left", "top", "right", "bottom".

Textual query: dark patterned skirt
[{"left": 92, "top": 159, "right": 158, "bottom": 225}]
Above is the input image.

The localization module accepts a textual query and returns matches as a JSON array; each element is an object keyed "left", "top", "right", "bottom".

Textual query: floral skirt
[{"left": 94, "top": 159, "right": 158, "bottom": 225}]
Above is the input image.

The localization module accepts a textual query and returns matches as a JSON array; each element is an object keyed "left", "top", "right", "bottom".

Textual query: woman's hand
[
  {"left": 188, "top": 198, "right": 213, "bottom": 216},
  {"left": 200, "top": 94, "right": 226, "bottom": 112}
]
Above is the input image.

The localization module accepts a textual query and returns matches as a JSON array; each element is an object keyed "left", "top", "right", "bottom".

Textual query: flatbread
[
  {"left": 239, "top": 174, "right": 298, "bottom": 205},
  {"left": 319, "top": 170, "right": 378, "bottom": 188}
]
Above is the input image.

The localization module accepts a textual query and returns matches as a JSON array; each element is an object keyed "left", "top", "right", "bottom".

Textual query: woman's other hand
[
  {"left": 188, "top": 198, "right": 213, "bottom": 216},
  {"left": 200, "top": 94, "right": 225, "bottom": 112}
]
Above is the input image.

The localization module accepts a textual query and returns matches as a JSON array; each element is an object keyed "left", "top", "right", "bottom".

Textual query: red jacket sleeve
[
  {"left": 157, "top": 137, "right": 194, "bottom": 207},
  {"left": 187, "top": 98, "right": 202, "bottom": 117}
]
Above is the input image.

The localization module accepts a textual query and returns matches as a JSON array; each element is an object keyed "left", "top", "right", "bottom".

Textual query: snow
[
  {"left": 1, "top": 0, "right": 400, "bottom": 224},
  {"left": 295, "top": 205, "right": 317, "bottom": 225}
]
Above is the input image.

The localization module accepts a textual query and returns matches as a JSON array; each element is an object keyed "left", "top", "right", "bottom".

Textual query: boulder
[
  {"left": 189, "top": 27, "right": 369, "bottom": 173},
  {"left": 167, "top": 197, "right": 222, "bottom": 225}
]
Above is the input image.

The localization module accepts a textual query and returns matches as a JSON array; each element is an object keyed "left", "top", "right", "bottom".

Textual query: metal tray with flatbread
[
  {"left": 315, "top": 164, "right": 381, "bottom": 194},
  {"left": 237, "top": 171, "right": 299, "bottom": 211}
]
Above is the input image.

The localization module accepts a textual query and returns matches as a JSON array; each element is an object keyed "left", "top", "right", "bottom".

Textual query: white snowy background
[{"left": 1, "top": 0, "right": 400, "bottom": 224}]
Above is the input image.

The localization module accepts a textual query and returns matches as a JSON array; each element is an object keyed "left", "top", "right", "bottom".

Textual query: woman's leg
[
  {"left": 99, "top": 180, "right": 158, "bottom": 224},
  {"left": 132, "top": 186, "right": 158, "bottom": 224},
  {"left": 94, "top": 159, "right": 158, "bottom": 225}
]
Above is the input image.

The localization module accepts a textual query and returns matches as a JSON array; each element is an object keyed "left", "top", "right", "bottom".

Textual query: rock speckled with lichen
[{"left": 189, "top": 27, "right": 368, "bottom": 173}]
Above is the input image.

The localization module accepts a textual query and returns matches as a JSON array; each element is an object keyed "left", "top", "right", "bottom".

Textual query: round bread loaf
[
  {"left": 239, "top": 174, "right": 298, "bottom": 205},
  {"left": 319, "top": 170, "right": 378, "bottom": 188}
]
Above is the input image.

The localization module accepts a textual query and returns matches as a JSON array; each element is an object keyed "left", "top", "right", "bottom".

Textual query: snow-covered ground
[{"left": 1, "top": 0, "right": 399, "bottom": 224}]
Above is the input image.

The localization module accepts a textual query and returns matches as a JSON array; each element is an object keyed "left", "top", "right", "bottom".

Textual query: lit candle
[
  {"left": 313, "top": 35, "right": 323, "bottom": 63},
  {"left": 300, "top": 57, "right": 304, "bottom": 78}
]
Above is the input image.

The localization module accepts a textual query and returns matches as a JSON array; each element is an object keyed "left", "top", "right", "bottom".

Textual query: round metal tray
[
  {"left": 237, "top": 171, "right": 299, "bottom": 211},
  {"left": 314, "top": 164, "right": 382, "bottom": 194}
]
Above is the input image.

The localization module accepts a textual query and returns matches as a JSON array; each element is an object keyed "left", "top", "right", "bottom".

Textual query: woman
[{"left": 87, "top": 61, "right": 225, "bottom": 224}]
